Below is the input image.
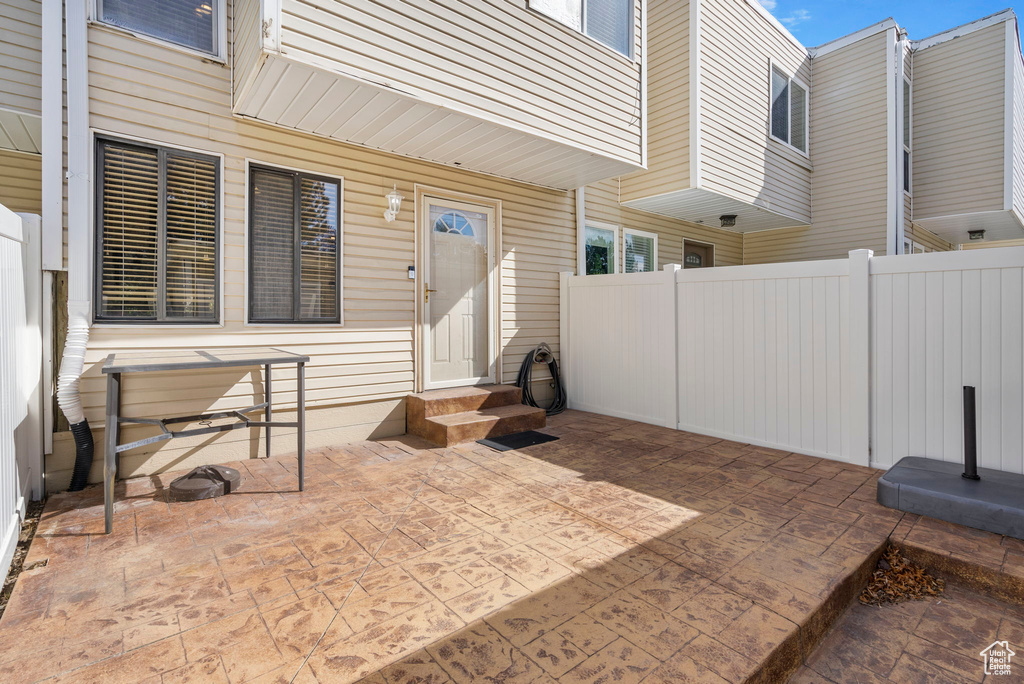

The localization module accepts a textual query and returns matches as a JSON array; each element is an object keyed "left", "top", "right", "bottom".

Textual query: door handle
[{"left": 424, "top": 283, "right": 438, "bottom": 303}]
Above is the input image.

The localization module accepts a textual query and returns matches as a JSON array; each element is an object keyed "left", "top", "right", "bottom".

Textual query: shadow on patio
[{"left": 0, "top": 410, "right": 904, "bottom": 683}]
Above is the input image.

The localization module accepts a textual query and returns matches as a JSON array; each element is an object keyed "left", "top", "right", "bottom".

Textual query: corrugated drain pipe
[{"left": 59, "top": 313, "right": 93, "bottom": 491}]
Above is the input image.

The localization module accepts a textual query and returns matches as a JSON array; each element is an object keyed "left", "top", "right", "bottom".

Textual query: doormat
[{"left": 478, "top": 431, "right": 559, "bottom": 452}]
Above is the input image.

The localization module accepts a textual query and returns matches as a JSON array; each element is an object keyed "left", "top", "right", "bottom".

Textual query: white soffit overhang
[
  {"left": 915, "top": 210, "right": 1024, "bottom": 244},
  {"left": 0, "top": 108, "right": 42, "bottom": 154},
  {"left": 622, "top": 187, "right": 810, "bottom": 233},
  {"left": 234, "top": 56, "right": 643, "bottom": 191}
]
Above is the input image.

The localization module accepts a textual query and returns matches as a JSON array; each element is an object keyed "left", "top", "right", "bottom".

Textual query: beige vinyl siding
[
  {"left": 1013, "top": 39, "right": 1024, "bottom": 219},
  {"left": 913, "top": 22, "right": 1007, "bottom": 219},
  {"left": 961, "top": 238, "right": 1024, "bottom": 249},
  {"left": 0, "top": 148, "right": 41, "bottom": 212},
  {"left": 906, "top": 223, "right": 953, "bottom": 252},
  {"left": 698, "top": 0, "right": 811, "bottom": 224},
  {"left": 586, "top": 179, "right": 742, "bottom": 267},
  {"left": 273, "top": 0, "right": 643, "bottom": 166},
  {"left": 743, "top": 31, "right": 890, "bottom": 264},
  {"left": 56, "top": 20, "right": 580, "bottom": 486},
  {"left": 619, "top": 0, "right": 690, "bottom": 203},
  {"left": 0, "top": 0, "right": 41, "bottom": 116},
  {"left": 231, "top": 0, "right": 264, "bottom": 100}
]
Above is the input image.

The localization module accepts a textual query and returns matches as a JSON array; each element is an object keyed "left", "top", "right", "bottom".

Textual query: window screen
[
  {"left": 530, "top": 0, "right": 632, "bottom": 57},
  {"left": 99, "top": 0, "right": 217, "bottom": 54},
  {"left": 623, "top": 230, "right": 656, "bottom": 273},
  {"left": 903, "top": 80, "right": 912, "bottom": 144},
  {"left": 771, "top": 68, "right": 790, "bottom": 143},
  {"left": 770, "top": 66, "right": 808, "bottom": 153},
  {"left": 249, "top": 166, "right": 341, "bottom": 323},
  {"left": 585, "top": 0, "right": 632, "bottom": 56},
  {"left": 96, "top": 139, "right": 219, "bottom": 323}
]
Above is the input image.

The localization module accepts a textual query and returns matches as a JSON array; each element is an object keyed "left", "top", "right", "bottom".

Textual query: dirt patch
[
  {"left": 0, "top": 500, "right": 46, "bottom": 622},
  {"left": 859, "top": 544, "right": 945, "bottom": 606}
]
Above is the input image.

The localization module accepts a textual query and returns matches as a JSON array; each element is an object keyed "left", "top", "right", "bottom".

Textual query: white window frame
[
  {"left": 243, "top": 159, "right": 345, "bottom": 327},
  {"left": 681, "top": 238, "right": 715, "bottom": 269},
  {"left": 768, "top": 60, "right": 810, "bottom": 157},
  {"left": 903, "top": 238, "right": 927, "bottom": 255},
  {"left": 622, "top": 227, "right": 659, "bottom": 273},
  {"left": 578, "top": 220, "right": 620, "bottom": 275},
  {"left": 91, "top": 0, "right": 228, "bottom": 61},
  {"left": 528, "top": 0, "right": 636, "bottom": 60},
  {"left": 903, "top": 78, "right": 913, "bottom": 197}
]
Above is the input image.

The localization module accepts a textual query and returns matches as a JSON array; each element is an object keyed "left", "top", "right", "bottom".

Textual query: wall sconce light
[
  {"left": 384, "top": 185, "right": 404, "bottom": 222},
  {"left": 720, "top": 214, "right": 738, "bottom": 228},
  {"left": 968, "top": 229, "right": 986, "bottom": 241}
]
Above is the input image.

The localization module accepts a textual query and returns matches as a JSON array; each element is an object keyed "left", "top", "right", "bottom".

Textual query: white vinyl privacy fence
[
  {"left": 561, "top": 247, "right": 1024, "bottom": 472},
  {"left": 0, "top": 206, "right": 43, "bottom": 581}
]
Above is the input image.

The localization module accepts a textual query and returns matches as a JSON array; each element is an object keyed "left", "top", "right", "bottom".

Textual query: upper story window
[
  {"left": 249, "top": 165, "right": 342, "bottom": 324},
  {"left": 770, "top": 65, "right": 808, "bottom": 154},
  {"left": 98, "top": 0, "right": 220, "bottom": 56},
  {"left": 530, "top": 0, "right": 634, "bottom": 58},
  {"left": 95, "top": 138, "right": 220, "bottom": 323}
]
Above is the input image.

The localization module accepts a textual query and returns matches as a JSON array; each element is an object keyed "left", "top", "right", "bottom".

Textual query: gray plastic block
[{"left": 877, "top": 457, "right": 1024, "bottom": 539}]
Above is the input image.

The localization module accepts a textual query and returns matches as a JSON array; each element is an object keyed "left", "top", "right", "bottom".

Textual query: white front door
[{"left": 421, "top": 196, "right": 496, "bottom": 389}]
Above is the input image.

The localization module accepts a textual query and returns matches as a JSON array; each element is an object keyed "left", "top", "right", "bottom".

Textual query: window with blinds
[
  {"left": 249, "top": 166, "right": 341, "bottom": 324},
  {"left": 530, "top": 0, "right": 633, "bottom": 57},
  {"left": 95, "top": 139, "right": 219, "bottom": 323},
  {"left": 769, "top": 65, "right": 809, "bottom": 154},
  {"left": 99, "top": 0, "right": 218, "bottom": 55},
  {"left": 623, "top": 228, "right": 657, "bottom": 273}
]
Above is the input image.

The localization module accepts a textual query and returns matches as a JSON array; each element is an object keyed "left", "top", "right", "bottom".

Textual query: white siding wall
[
  {"left": 913, "top": 23, "right": 1008, "bottom": 219},
  {"left": 744, "top": 30, "right": 891, "bottom": 263},
  {"left": 698, "top": 0, "right": 811, "bottom": 224},
  {"left": 871, "top": 248, "right": 1024, "bottom": 473},
  {"left": 1013, "top": 36, "right": 1024, "bottom": 220},
  {"left": 274, "top": 0, "right": 643, "bottom": 166},
  {"left": 0, "top": 0, "right": 41, "bottom": 116}
]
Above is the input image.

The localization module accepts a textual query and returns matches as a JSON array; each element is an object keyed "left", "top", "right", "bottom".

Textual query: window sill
[
  {"left": 244, "top": 322, "right": 346, "bottom": 328},
  {"left": 92, "top": 322, "right": 225, "bottom": 329},
  {"left": 87, "top": 21, "right": 226, "bottom": 65}
]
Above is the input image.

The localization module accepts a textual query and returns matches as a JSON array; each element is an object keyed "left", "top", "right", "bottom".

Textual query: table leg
[
  {"left": 104, "top": 372, "right": 120, "bottom": 534},
  {"left": 297, "top": 362, "right": 305, "bottom": 491},
  {"left": 264, "top": 364, "right": 272, "bottom": 460}
]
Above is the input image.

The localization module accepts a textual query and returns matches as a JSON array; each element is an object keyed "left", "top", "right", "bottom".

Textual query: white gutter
[
  {"left": 912, "top": 9, "right": 1017, "bottom": 51},
  {"left": 885, "top": 26, "right": 901, "bottom": 255},
  {"left": 41, "top": 0, "right": 63, "bottom": 271},
  {"left": 810, "top": 19, "right": 899, "bottom": 58},
  {"left": 575, "top": 186, "right": 586, "bottom": 275}
]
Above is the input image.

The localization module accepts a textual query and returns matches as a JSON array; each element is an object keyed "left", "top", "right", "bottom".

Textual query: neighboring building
[
  {"left": 620, "top": 0, "right": 1024, "bottom": 264},
  {"left": 0, "top": 0, "right": 1022, "bottom": 488}
]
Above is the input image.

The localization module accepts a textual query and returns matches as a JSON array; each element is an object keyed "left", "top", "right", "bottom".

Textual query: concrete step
[
  {"left": 413, "top": 403, "right": 547, "bottom": 447},
  {"left": 407, "top": 384, "right": 523, "bottom": 419}
]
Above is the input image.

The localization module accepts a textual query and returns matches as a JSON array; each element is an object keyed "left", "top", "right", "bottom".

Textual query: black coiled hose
[
  {"left": 515, "top": 343, "right": 567, "bottom": 416},
  {"left": 67, "top": 419, "right": 95, "bottom": 491}
]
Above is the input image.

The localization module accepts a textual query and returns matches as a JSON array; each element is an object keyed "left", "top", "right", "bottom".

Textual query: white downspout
[{"left": 57, "top": 0, "right": 94, "bottom": 490}]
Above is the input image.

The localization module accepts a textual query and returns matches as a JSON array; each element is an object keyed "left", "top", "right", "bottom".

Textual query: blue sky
[{"left": 757, "top": 0, "right": 1019, "bottom": 46}]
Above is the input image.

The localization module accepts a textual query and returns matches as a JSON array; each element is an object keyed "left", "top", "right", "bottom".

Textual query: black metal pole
[{"left": 963, "top": 386, "right": 980, "bottom": 481}]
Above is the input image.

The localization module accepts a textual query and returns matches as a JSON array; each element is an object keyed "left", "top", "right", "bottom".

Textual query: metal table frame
[{"left": 101, "top": 348, "right": 310, "bottom": 533}]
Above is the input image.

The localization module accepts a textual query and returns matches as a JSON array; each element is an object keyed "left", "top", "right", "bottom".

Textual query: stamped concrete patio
[{"left": 0, "top": 410, "right": 1019, "bottom": 683}]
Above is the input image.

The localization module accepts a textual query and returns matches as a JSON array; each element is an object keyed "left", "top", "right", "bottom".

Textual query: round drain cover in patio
[{"left": 168, "top": 465, "right": 242, "bottom": 502}]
